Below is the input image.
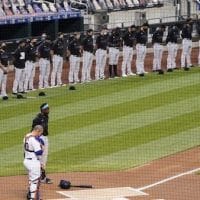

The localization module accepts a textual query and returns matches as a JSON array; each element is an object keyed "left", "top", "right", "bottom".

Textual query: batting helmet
[{"left": 59, "top": 180, "right": 71, "bottom": 189}]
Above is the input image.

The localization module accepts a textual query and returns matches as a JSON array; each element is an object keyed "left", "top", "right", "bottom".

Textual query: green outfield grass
[{"left": 0, "top": 68, "right": 200, "bottom": 176}]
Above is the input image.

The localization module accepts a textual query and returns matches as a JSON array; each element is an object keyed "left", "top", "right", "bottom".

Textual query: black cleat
[
  {"left": 184, "top": 67, "right": 190, "bottom": 71},
  {"left": 139, "top": 73, "right": 144, "bottom": 77},
  {"left": 167, "top": 69, "right": 173, "bottom": 72}
]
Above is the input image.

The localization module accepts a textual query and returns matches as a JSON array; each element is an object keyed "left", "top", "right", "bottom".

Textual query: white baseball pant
[
  {"left": 136, "top": 44, "right": 146, "bottom": 74},
  {"left": 181, "top": 38, "right": 192, "bottom": 68},
  {"left": 13, "top": 68, "right": 25, "bottom": 93},
  {"left": 82, "top": 51, "right": 93, "bottom": 82},
  {"left": 39, "top": 58, "right": 50, "bottom": 89},
  {"left": 51, "top": 54, "right": 63, "bottom": 86},
  {"left": 95, "top": 49, "right": 107, "bottom": 80},
  {"left": 167, "top": 42, "right": 177, "bottom": 69},
  {"left": 23, "top": 158, "right": 41, "bottom": 199},
  {"left": 198, "top": 40, "right": 200, "bottom": 65},
  {"left": 121, "top": 45, "right": 133, "bottom": 76},
  {"left": 173, "top": 43, "right": 178, "bottom": 69},
  {"left": 69, "top": 55, "right": 81, "bottom": 83},
  {"left": 0, "top": 69, "right": 7, "bottom": 97},
  {"left": 108, "top": 47, "right": 119, "bottom": 65},
  {"left": 153, "top": 43, "right": 163, "bottom": 71},
  {"left": 24, "top": 61, "right": 36, "bottom": 91}
]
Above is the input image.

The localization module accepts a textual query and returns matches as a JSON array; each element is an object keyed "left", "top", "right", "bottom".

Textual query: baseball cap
[{"left": 40, "top": 103, "right": 49, "bottom": 110}]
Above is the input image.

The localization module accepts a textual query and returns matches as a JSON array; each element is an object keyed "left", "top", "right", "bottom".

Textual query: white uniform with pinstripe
[{"left": 23, "top": 133, "right": 42, "bottom": 200}]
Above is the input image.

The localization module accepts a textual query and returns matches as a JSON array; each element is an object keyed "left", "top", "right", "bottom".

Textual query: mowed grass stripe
[
  {"left": 2, "top": 125, "right": 200, "bottom": 176},
  {"left": 0, "top": 95, "right": 199, "bottom": 167},
  {"left": 50, "top": 83, "right": 200, "bottom": 134},
  {"left": 0, "top": 70, "right": 199, "bottom": 119},
  {"left": 0, "top": 73, "right": 199, "bottom": 133},
  {"left": 76, "top": 127, "right": 200, "bottom": 171},
  {"left": 49, "top": 110, "right": 199, "bottom": 168},
  {"left": 0, "top": 68, "right": 197, "bottom": 111},
  {"left": 1, "top": 111, "right": 199, "bottom": 176},
  {"left": 1, "top": 83, "right": 199, "bottom": 149}
]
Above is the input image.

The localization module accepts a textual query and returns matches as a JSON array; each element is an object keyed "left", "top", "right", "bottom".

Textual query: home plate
[{"left": 56, "top": 187, "right": 147, "bottom": 200}]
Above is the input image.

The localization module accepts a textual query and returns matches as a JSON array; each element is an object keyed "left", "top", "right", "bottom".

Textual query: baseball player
[
  {"left": 199, "top": 40, "right": 200, "bottom": 66},
  {"left": 81, "top": 29, "right": 94, "bottom": 83},
  {"left": 135, "top": 23, "right": 149, "bottom": 76},
  {"left": 38, "top": 34, "right": 52, "bottom": 89},
  {"left": 23, "top": 125, "right": 44, "bottom": 200},
  {"left": 0, "top": 42, "right": 9, "bottom": 99},
  {"left": 152, "top": 25, "right": 165, "bottom": 73},
  {"left": 12, "top": 39, "right": 26, "bottom": 94},
  {"left": 166, "top": 25, "right": 179, "bottom": 72},
  {"left": 68, "top": 32, "right": 81, "bottom": 84},
  {"left": 32, "top": 103, "right": 52, "bottom": 184},
  {"left": 95, "top": 27, "right": 108, "bottom": 80},
  {"left": 108, "top": 27, "right": 122, "bottom": 78},
  {"left": 121, "top": 25, "right": 136, "bottom": 77},
  {"left": 24, "top": 38, "right": 38, "bottom": 92},
  {"left": 51, "top": 32, "right": 65, "bottom": 87},
  {"left": 181, "top": 18, "right": 193, "bottom": 70}
]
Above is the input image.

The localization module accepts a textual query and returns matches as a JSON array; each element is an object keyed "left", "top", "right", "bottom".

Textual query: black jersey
[
  {"left": 13, "top": 46, "right": 26, "bottom": 69},
  {"left": 181, "top": 24, "right": 192, "bottom": 40},
  {"left": 68, "top": 37, "right": 81, "bottom": 57},
  {"left": 166, "top": 26, "right": 179, "bottom": 43},
  {"left": 108, "top": 32, "right": 122, "bottom": 48},
  {"left": 82, "top": 35, "right": 94, "bottom": 53},
  {"left": 53, "top": 38, "right": 65, "bottom": 56},
  {"left": 96, "top": 34, "right": 108, "bottom": 50},
  {"left": 38, "top": 41, "right": 51, "bottom": 59},
  {"left": 0, "top": 49, "right": 9, "bottom": 66},
  {"left": 25, "top": 43, "right": 37, "bottom": 62},
  {"left": 136, "top": 30, "right": 148, "bottom": 45},
  {"left": 123, "top": 31, "right": 136, "bottom": 47},
  {"left": 152, "top": 29, "right": 164, "bottom": 44},
  {"left": 32, "top": 113, "right": 49, "bottom": 136}
]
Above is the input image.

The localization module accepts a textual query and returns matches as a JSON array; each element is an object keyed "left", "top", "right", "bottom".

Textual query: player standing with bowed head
[
  {"left": 32, "top": 103, "right": 52, "bottom": 184},
  {"left": 121, "top": 25, "right": 136, "bottom": 77},
  {"left": 166, "top": 24, "right": 179, "bottom": 72},
  {"left": 181, "top": 18, "right": 193, "bottom": 70},
  {"left": 68, "top": 32, "right": 82, "bottom": 84},
  {"left": 81, "top": 29, "right": 94, "bottom": 83},
  {"left": 152, "top": 25, "right": 165, "bottom": 74},
  {"left": 23, "top": 125, "right": 44, "bottom": 200},
  {"left": 51, "top": 32, "right": 65, "bottom": 87},
  {"left": 95, "top": 26, "right": 108, "bottom": 80},
  {"left": 12, "top": 39, "right": 26, "bottom": 94},
  {"left": 135, "top": 23, "right": 149, "bottom": 76},
  {"left": 198, "top": 40, "right": 200, "bottom": 66},
  {"left": 24, "top": 38, "right": 38, "bottom": 92},
  {"left": 38, "top": 33, "right": 52, "bottom": 89},
  {"left": 0, "top": 42, "right": 10, "bottom": 100},
  {"left": 108, "top": 27, "right": 122, "bottom": 78}
]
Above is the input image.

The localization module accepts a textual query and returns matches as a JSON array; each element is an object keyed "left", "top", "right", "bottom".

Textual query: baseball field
[
  {"left": 0, "top": 67, "right": 199, "bottom": 178},
  {"left": 0, "top": 60, "right": 200, "bottom": 199}
]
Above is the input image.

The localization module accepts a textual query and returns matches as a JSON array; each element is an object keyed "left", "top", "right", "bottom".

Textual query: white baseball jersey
[{"left": 23, "top": 133, "right": 42, "bottom": 200}]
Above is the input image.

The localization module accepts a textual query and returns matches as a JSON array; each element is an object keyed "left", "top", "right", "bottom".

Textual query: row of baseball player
[{"left": 0, "top": 19, "right": 200, "bottom": 99}]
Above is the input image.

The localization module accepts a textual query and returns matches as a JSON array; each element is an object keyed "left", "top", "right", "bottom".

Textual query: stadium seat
[
  {"left": 0, "top": 6, "right": 6, "bottom": 16},
  {"left": 56, "top": 3, "right": 65, "bottom": 12},
  {"left": 48, "top": 2, "right": 57, "bottom": 12},
  {"left": 32, "top": 3, "right": 42, "bottom": 13},
  {"left": 41, "top": 2, "right": 49, "bottom": 12},
  {"left": 26, "top": 4, "right": 35, "bottom": 13}
]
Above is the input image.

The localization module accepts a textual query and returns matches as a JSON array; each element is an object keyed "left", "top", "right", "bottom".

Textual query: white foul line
[{"left": 137, "top": 167, "right": 200, "bottom": 191}]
